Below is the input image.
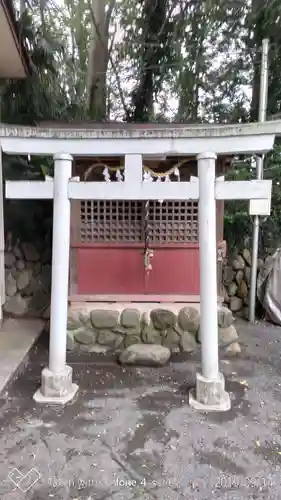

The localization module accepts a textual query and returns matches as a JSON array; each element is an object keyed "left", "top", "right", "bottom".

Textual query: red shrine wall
[
  {"left": 73, "top": 243, "right": 200, "bottom": 297},
  {"left": 69, "top": 157, "right": 225, "bottom": 302}
]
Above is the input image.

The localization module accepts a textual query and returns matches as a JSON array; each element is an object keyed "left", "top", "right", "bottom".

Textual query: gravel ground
[{"left": 0, "top": 319, "right": 281, "bottom": 499}]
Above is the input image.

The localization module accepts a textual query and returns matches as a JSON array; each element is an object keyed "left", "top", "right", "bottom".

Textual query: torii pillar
[
  {"left": 35, "top": 154, "right": 78, "bottom": 404},
  {"left": 189, "top": 152, "right": 230, "bottom": 411}
]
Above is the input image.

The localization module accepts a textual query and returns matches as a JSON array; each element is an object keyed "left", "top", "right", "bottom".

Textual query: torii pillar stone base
[
  {"left": 33, "top": 366, "right": 78, "bottom": 405},
  {"left": 189, "top": 372, "right": 230, "bottom": 412}
]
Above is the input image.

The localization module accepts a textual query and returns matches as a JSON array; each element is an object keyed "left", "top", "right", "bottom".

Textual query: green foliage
[
  {"left": 224, "top": 145, "right": 281, "bottom": 256},
  {"left": 2, "top": 0, "right": 281, "bottom": 253}
]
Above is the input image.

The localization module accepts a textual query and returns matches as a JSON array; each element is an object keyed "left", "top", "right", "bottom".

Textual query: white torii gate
[{"left": 1, "top": 122, "right": 278, "bottom": 410}]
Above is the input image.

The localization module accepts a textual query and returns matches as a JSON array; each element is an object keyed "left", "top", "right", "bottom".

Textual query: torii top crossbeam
[{"left": 0, "top": 120, "right": 281, "bottom": 156}]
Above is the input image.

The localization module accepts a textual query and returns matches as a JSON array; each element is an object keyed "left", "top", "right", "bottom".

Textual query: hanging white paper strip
[
  {"left": 143, "top": 171, "right": 153, "bottom": 182},
  {"left": 174, "top": 167, "right": 180, "bottom": 180},
  {"left": 116, "top": 170, "right": 123, "bottom": 182},
  {"left": 103, "top": 167, "right": 111, "bottom": 183}
]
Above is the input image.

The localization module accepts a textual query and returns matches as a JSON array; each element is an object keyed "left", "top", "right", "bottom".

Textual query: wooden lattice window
[
  {"left": 80, "top": 200, "right": 143, "bottom": 242},
  {"left": 79, "top": 200, "right": 198, "bottom": 243},
  {"left": 148, "top": 201, "right": 198, "bottom": 243}
]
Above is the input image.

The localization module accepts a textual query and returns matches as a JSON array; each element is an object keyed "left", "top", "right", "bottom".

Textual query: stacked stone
[
  {"left": 4, "top": 241, "right": 51, "bottom": 317},
  {"left": 222, "top": 248, "right": 264, "bottom": 317},
  {"left": 67, "top": 305, "right": 240, "bottom": 364}
]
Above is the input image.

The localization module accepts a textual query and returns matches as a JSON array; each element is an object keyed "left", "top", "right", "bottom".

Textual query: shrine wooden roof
[
  {"left": 36, "top": 121, "right": 222, "bottom": 129},
  {"left": 0, "top": 0, "right": 30, "bottom": 78}
]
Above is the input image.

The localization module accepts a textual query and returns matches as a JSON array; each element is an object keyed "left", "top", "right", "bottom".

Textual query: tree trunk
[
  {"left": 88, "top": 0, "right": 108, "bottom": 121},
  {"left": 130, "top": 0, "right": 168, "bottom": 122}
]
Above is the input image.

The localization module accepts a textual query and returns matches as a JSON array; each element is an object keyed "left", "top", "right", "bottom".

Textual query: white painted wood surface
[
  {"left": 0, "top": 134, "right": 275, "bottom": 156},
  {"left": 6, "top": 180, "right": 54, "bottom": 199},
  {"left": 197, "top": 152, "right": 219, "bottom": 380},
  {"left": 0, "top": 119, "right": 281, "bottom": 138},
  {"left": 0, "top": 150, "right": 4, "bottom": 315},
  {"left": 215, "top": 179, "right": 272, "bottom": 201},
  {"left": 6, "top": 172, "right": 272, "bottom": 208},
  {"left": 48, "top": 154, "right": 72, "bottom": 373}
]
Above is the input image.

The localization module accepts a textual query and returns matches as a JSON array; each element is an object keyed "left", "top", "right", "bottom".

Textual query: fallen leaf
[{"left": 240, "top": 380, "right": 248, "bottom": 387}]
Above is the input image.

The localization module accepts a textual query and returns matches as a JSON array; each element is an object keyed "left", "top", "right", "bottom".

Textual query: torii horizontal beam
[
  {"left": 0, "top": 134, "right": 275, "bottom": 156},
  {"left": 5, "top": 178, "right": 272, "bottom": 205},
  {"left": 1, "top": 121, "right": 281, "bottom": 156},
  {"left": 5, "top": 150, "right": 273, "bottom": 206}
]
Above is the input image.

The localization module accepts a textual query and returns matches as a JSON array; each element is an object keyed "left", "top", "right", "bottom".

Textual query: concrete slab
[
  {"left": 1, "top": 319, "right": 281, "bottom": 499},
  {"left": 0, "top": 317, "right": 44, "bottom": 394}
]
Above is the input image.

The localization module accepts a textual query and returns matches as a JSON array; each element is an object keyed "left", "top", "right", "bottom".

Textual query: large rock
[
  {"left": 232, "top": 255, "right": 245, "bottom": 271},
  {"left": 67, "top": 309, "right": 91, "bottom": 330},
  {"left": 81, "top": 344, "right": 111, "bottom": 354},
  {"left": 257, "top": 258, "right": 264, "bottom": 270},
  {"left": 225, "top": 341, "right": 241, "bottom": 355},
  {"left": 219, "top": 324, "right": 239, "bottom": 346},
  {"left": 97, "top": 329, "right": 122, "bottom": 347},
  {"left": 91, "top": 310, "right": 119, "bottom": 329},
  {"left": 124, "top": 335, "right": 141, "bottom": 347},
  {"left": 116, "top": 325, "right": 141, "bottom": 337},
  {"left": 13, "top": 244, "right": 23, "bottom": 260},
  {"left": 244, "top": 266, "right": 251, "bottom": 285},
  {"left": 4, "top": 294, "right": 29, "bottom": 316},
  {"left": 150, "top": 309, "right": 176, "bottom": 330},
  {"left": 180, "top": 331, "right": 197, "bottom": 352},
  {"left": 33, "top": 262, "right": 42, "bottom": 277},
  {"left": 21, "top": 276, "right": 35, "bottom": 297},
  {"left": 235, "top": 270, "right": 244, "bottom": 285},
  {"left": 228, "top": 282, "right": 238, "bottom": 297},
  {"left": 162, "top": 327, "right": 181, "bottom": 350},
  {"left": 120, "top": 309, "right": 141, "bottom": 328},
  {"left": 67, "top": 330, "right": 76, "bottom": 351},
  {"left": 6, "top": 274, "right": 17, "bottom": 297},
  {"left": 74, "top": 328, "right": 97, "bottom": 345},
  {"left": 242, "top": 249, "right": 251, "bottom": 266},
  {"left": 21, "top": 242, "right": 40, "bottom": 262},
  {"left": 119, "top": 344, "right": 171, "bottom": 366},
  {"left": 17, "top": 269, "right": 33, "bottom": 291},
  {"left": 223, "top": 286, "right": 230, "bottom": 304},
  {"left": 115, "top": 335, "right": 125, "bottom": 349},
  {"left": 141, "top": 312, "right": 150, "bottom": 326},
  {"left": 229, "top": 296, "right": 243, "bottom": 312},
  {"left": 11, "top": 268, "right": 19, "bottom": 280},
  {"left": 237, "top": 280, "right": 248, "bottom": 299},
  {"left": 37, "top": 265, "right": 51, "bottom": 293},
  {"left": 16, "top": 259, "right": 25, "bottom": 271},
  {"left": 178, "top": 307, "right": 200, "bottom": 334},
  {"left": 217, "top": 306, "right": 234, "bottom": 328},
  {"left": 142, "top": 324, "right": 163, "bottom": 344},
  {"left": 223, "top": 266, "right": 235, "bottom": 285},
  {"left": 5, "top": 252, "right": 16, "bottom": 268},
  {"left": 30, "top": 290, "right": 49, "bottom": 311}
]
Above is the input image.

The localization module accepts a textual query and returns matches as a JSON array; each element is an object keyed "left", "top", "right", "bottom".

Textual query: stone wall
[
  {"left": 67, "top": 306, "right": 240, "bottom": 362},
  {"left": 4, "top": 240, "right": 51, "bottom": 317},
  {"left": 222, "top": 248, "right": 264, "bottom": 317}
]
